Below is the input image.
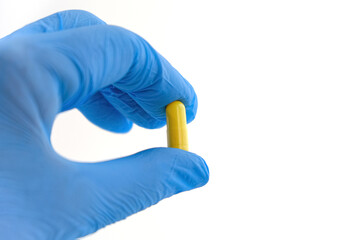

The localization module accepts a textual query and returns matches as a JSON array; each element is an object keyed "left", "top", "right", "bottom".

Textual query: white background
[{"left": 1, "top": 0, "right": 360, "bottom": 239}]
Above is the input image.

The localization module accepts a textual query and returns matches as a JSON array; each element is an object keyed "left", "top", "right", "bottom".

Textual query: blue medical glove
[{"left": 0, "top": 10, "right": 209, "bottom": 240}]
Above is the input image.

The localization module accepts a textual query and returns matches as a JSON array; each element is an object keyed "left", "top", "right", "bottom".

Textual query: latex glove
[{"left": 0, "top": 10, "right": 209, "bottom": 240}]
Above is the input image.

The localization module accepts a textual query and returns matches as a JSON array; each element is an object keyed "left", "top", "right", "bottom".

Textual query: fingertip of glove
[
  {"left": 109, "top": 121, "right": 133, "bottom": 133},
  {"left": 184, "top": 92, "right": 198, "bottom": 124},
  {"left": 138, "top": 147, "right": 209, "bottom": 190},
  {"left": 161, "top": 148, "right": 209, "bottom": 192},
  {"left": 189, "top": 152, "right": 210, "bottom": 189}
]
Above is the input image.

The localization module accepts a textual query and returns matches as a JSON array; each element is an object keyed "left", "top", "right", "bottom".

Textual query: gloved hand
[{"left": 0, "top": 10, "right": 209, "bottom": 240}]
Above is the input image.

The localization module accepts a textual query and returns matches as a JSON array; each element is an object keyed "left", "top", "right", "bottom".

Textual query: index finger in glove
[{"left": 30, "top": 23, "right": 197, "bottom": 129}]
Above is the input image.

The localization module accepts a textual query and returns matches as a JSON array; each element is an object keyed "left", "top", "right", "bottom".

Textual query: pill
[{"left": 166, "top": 101, "right": 188, "bottom": 151}]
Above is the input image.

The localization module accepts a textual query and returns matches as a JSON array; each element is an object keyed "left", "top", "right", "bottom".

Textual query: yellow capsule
[{"left": 166, "top": 101, "right": 188, "bottom": 151}]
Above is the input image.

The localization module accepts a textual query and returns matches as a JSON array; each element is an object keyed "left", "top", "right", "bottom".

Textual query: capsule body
[{"left": 166, "top": 101, "right": 188, "bottom": 151}]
